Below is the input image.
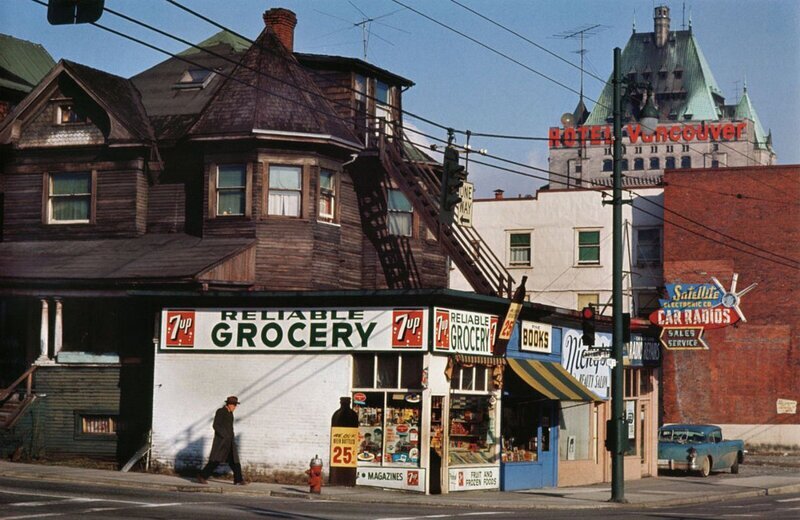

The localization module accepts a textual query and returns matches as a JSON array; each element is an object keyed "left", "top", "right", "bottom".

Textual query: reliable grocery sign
[
  {"left": 649, "top": 274, "right": 756, "bottom": 350},
  {"left": 433, "top": 308, "right": 498, "bottom": 356},
  {"left": 160, "top": 308, "right": 428, "bottom": 352}
]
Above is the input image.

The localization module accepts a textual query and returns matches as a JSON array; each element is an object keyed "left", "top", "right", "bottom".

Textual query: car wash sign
[
  {"left": 649, "top": 274, "right": 756, "bottom": 350},
  {"left": 433, "top": 308, "right": 498, "bottom": 356},
  {"left": 160, "top": 307, "right": 428, "bottom": 352}
]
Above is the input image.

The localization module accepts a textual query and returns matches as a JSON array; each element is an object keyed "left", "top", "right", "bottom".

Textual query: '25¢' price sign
[{"left": 330, "top": 427, "right": 358, "bottom": 468}]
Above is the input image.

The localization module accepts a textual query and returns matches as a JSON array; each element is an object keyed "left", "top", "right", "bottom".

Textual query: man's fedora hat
[{"left": 225, "top": 396, "right": 241, "bottom": 405}]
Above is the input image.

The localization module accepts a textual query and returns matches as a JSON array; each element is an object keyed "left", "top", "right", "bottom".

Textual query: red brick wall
[{"left": 662, "top": 165, "right": 799, "bottom": 426}]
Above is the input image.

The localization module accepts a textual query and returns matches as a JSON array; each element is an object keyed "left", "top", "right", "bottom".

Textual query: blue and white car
[{"left": 657, "top": 424, "right": 745, "bottom": 477}]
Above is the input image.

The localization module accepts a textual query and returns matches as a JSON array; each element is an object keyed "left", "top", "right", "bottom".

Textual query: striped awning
[
  {"left": 454, "top": 354, "right": 507, "bottom": 366},
  {"left": 507, "top": 358, "right": 602, "bottom": 402}
]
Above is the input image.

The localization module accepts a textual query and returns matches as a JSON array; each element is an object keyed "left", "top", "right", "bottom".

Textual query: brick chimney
[
  {"left": 494, "top": 189, "right": 504, "bottom": 200},
  {"left": 264, "top": 8, "right": 297, "bottom": 52},
  {"left": 654, "top": 5, "right": 670, "bottom": 48}
]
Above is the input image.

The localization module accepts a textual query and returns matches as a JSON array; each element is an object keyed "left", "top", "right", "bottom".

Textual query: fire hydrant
[{"left": 306, "top": 454, "right": 323, "bottom": 494}]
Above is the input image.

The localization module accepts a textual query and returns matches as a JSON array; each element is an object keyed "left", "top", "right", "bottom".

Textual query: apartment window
[
  {"left": 633, "top": 158, "right": 644, "bottom": 171},
  {"left": 577, "top": 229, "right": 601, "bottom": 265},
  {"left": 665, "top": 157, "right": 676, "bottom": 169},
  {"left": 711, "top": 159, "right": 719, "bottom": 168},
  {"left": 76, "top": 413, "right": 117, "bottom": 437},
  {"left": 636, "top": 228, "right": 661, "bottom": 266},
  {"left": 712, "top": 143, "right": 719, "bottom": 151},
  {"left": 577, "top": 293, "right": 599, "bottom": 311},
  {"left": 319, "top": 169, "right": 336, "bottom": 221},
  {"left": 674, "top": 70, "right": 683, "bottom": 80},
  {"left": 635, "top": 291, "right": 661, "bottom": 317},
  {"left": 57, "top": 103, "right": 88, "bottom": 124},
  {"left": 268, "top": 165, "right": 302, "bottom": 217},
  {"left": 48, "top": 171, "right": 91, "bottom": 223},
  {"left": 621, "top": 159, "right": 629, "bottom": 171},
  {"left": 604, "top": 147, "right": 612, "bottom": 156},
  {"left": 681, "top": 144, "right": 690, "bottom": 152},
  {"left": 387, "top": 188, "right": 412, "bottom": 237},
  {"left": 650, "top": 145, "right": 658, "bottom": 153},
  {"left": 681, "top": 156, "right": 692, "bottom": 168},
  {"left": 634, "top": 146, "right": 642, "bottom": 154},
  {"left": 216, "top": 164, "right": 246, "bottom": 216},
  {"left": 649, "top": 157, "right": 660, "bottom": 169},
  {"left": 665, "top": 145, "right": 674, "bottom": 153},
  {"left": 508, "top": 232, "right": 532, "bottom": 266},
  {"left": 602, "top": 159, "right": 612, "bottom": 172}
]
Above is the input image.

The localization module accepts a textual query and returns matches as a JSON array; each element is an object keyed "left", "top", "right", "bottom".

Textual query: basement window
[{"left": 76, "top": 413, "right": 117, "bottom": 438}]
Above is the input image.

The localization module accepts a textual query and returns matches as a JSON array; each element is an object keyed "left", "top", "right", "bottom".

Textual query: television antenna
[
  {"left": 315, "top": 2, "right": 409, "bottom": 60},
  {"left": 552, "top": 24, "right": 607, "bottom": 101}
]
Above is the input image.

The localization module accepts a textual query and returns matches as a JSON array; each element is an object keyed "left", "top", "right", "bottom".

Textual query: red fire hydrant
[{"left": 306, "top": 454, "right": 323, "bottom": 494}]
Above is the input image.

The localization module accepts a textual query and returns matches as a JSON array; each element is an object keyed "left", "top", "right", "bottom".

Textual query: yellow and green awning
[{"left": 507, "top": 358, "right": 602, "bottom": 402}]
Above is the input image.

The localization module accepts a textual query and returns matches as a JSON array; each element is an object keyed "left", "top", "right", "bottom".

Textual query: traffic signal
[
  {"left": 48, "top": 0, "right": 104, "bottom": 25},
  {"left": 581, "top": 306, "right": 595, "bottom": 346},
  {"left": 604, "top": 419, "right": 615, "bottom": 452},
  {"left": 439, "top": 145, "right": 466, "bottom": 225}
]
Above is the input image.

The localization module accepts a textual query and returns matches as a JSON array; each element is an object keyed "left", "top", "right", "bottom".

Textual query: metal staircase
[
  {"left": 356, "top": 123, "right": 514, "bottom": 297},
  {"left": 0, "top": 366, "right": 38, "bottom": 430}
]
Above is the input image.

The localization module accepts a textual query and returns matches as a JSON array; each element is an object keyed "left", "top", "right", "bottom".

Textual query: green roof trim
[
  {"left": 178, "top": 30, "right": 251, "bottom": 56},
  {"left": 735, "top": 90, "right": 770, "bottom": 150},
  {"left": 0, "top": 34, "right": 55, "bottom": 93}
]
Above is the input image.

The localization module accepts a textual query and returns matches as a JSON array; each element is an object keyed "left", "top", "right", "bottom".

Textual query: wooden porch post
[
  {"left": 37, "top": 298, "right": 50, "bottom": 362},
  {"left": 53, "top": 298, "right": 63, "bottom": 359}
]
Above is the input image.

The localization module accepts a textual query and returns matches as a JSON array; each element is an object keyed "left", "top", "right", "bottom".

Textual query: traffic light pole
[{"left": 610, "top": 47, "right": 627, "bottom": 503}]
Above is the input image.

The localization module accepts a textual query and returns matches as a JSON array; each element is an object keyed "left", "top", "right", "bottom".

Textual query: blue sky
[{"left": 2, "top": 0, "right": 798, "bottom": 197}]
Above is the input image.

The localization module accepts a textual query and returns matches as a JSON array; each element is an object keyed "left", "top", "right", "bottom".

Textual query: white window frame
[
  {"left": 507, "top": 230, "right": 532, "bottom": 267},
  {"left": 387, "top": 188, "right": 413, "bottom": 237},
  {"left": 318, "top": 169, "right": 337, "bottom": 221},
  {"left": 576, "top": 228, "right": 601, "bottom": 266},
  {"left": 215, "top": 164, "right": 247, "bottom": 217},
  {"left": 449, "top": 365, "right": 489, "bottom": 393},
  {"left": 47, "top": 171, "right": 93, "bottom": 224},
  {"left": 267, "top": 164, "right": 303, "bottom": 218}
]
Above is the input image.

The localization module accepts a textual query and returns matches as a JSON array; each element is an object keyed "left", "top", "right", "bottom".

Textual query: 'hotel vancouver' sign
[{"left": 649, "top": 274, "right": 756, "bottom": 350}]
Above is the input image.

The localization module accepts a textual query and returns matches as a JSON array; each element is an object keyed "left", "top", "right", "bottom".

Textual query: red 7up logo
[
  {"left": 392, "top": 310, "right": 424, "bottom": 348},
  {"left": 165, "top": 311, "right": 195, "bottom": 347}
]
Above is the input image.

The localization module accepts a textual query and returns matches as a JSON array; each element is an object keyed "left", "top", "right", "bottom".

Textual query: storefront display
[
  {"left": 448, "top": 395, "right": 497, "bottom": 466},
  {"left": 353, "top": 391, "right": 420, "bottom": 467}
]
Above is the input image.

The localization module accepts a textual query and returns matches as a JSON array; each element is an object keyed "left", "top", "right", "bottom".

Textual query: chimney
[
  {"left": 494, "top": 189, "right": 504, "bottom": 200},
  {"left": 654, "top": 6, "right": 670, "bottom": 48},
  {"left": 264, "top": 8, "right": 297, "bottom": 52}
]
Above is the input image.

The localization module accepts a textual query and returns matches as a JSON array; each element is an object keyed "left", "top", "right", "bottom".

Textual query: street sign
[{"left": 455, "top": 181, "right": 474, "bottom": 227}]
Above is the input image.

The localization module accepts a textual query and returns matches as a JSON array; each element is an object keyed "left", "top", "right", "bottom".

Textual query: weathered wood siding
[
  {"left": 33, "top": 366, "right": 120, "bottom": 459},
  {"left": 147, "top": 183, "right": 186, "bottom": 233}
]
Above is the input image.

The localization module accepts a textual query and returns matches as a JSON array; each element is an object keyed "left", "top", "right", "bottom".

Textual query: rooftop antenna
[
  {"left": 315, "top": 2, "right": 407, "bottom": 60},
  {"left": 552, "top": 24, "right": 607, "bottom": 102}
]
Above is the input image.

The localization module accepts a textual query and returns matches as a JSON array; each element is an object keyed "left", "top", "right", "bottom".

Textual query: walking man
[{"left": 197, "top": 396, "right": 246, "bottom": 485}]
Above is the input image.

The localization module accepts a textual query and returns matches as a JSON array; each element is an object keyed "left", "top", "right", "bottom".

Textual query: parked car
[{"left": 657, "top": 424, "right": 745, "bottom": 477}]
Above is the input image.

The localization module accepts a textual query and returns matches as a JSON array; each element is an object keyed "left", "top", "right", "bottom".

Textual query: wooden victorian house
[{"left": 0, "top": 9, "right": 511, "bottom": 463}]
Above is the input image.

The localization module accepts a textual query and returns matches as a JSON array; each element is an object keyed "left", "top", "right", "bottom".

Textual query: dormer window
[
  {"left": 174, "top": 68, "right": 216, "bottom": 90},
  {"left": 47, "top": 171, "right": 93, "bottom": 223},
  {"left": 57, "top": 104, "right": 88, "bottom": 125}
]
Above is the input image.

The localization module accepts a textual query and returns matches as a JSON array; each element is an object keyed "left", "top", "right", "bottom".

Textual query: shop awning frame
[{"left": 507, "top": 358, "right": 602, "bottom": 402}]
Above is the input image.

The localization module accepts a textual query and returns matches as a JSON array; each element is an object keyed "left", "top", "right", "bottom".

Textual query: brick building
[{"left": 661, "top": 165, "right": 799, "bottom": 447}]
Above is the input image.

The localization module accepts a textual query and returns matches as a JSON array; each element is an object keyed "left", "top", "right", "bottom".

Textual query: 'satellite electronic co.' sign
[
  {"left": 649, "top": 274, "right": 756, "bottom": 350},
  {"left": 548, "top": 122, "right": 748, "bottom": 148}
]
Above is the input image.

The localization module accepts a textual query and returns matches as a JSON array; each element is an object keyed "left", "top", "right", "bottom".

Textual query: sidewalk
[{"left": 0, "top": 460, "right": 798, "bottom": 510}]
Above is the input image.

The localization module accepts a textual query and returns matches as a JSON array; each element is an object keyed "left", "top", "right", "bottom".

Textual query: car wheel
[
  {"left": 731, "top": 458, "right": 739, "bottom": 474},
  {"left": 699, "top": 456, "right": 711, "bottom": 477}
]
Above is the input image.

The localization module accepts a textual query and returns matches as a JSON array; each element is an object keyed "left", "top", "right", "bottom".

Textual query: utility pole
[{"left": 610, "top": 46, "right": 627, "bottom": 503}]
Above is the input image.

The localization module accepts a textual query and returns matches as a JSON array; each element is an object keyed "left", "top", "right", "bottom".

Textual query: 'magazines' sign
[
  {"left": 160, "top": 307, "right": 428, "bottom": 352},
  {"left": 548, "top": 122, "right": 747, "bottom": 148}
]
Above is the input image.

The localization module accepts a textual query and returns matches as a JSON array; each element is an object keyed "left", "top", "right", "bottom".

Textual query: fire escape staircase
[
  {"left": 352, "top": 124, "right": 514, "bottom": 297},
  {"left": 0, "top": 366, "right": 38, "bottom": 430}
]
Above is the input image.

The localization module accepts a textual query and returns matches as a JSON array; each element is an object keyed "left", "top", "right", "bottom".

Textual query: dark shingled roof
[
  {"left": 61, "top": 60, "right": 154, "bottom": 142},
  {"left": 0, "top": 234, "right": 254, "bottom": 282},
  {"left": 188, "top": 25, "right": 359, "bottom": 145}
]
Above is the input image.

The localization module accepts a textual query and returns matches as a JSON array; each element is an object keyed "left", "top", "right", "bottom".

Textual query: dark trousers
[{"left": 200, "top": 453, "right": 243, "bottom": 483}]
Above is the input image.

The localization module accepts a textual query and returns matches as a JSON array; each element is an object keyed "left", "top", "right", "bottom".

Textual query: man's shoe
[
  {"left": 234, "top": 481, "right": 248, "bottom": 486},
  {"left": 196, "top": 476, "right": 208, "bottom": 484}
]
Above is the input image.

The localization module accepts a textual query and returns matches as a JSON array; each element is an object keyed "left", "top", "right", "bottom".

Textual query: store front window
[
  {"left": 448, "top": 394, "right": 497, "bottom": 465},
  {"left": 558, "top": 402, "right": 592, "bottom": 460},
  {"left": 352, "top": 354, "right": 423, "bottom": 467},
  {"left": 502, "top": 401, "right": 551, "bottom": 463}
]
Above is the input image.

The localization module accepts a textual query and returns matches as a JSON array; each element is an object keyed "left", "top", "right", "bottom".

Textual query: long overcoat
[{"left": 209, "top": 406, "right": 240, "bottom": 463}]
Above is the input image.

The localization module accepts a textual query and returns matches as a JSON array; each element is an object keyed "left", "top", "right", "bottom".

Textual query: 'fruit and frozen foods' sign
[
  {"left": 433, "top": 308, "right": 498, "bottom": 356},
  {"left": 649, "top": 274, "right": 756, "bottom": 350},
  {"left": 448, "top": 467, "right": 499, "bottom": 491},
  {"left": 160, "top": 308, "right": 428, "bottom": 352}
]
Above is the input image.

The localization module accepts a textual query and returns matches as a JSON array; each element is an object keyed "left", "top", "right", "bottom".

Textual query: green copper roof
[
  {"left": 0, "top": 34, "right": 55, "bottom": 93},
  {"left": 585, "top": 31, "right": 723, "bottom": 125},
  {"left": 735, "top": 89, "right": 769, "bottom": 150},
  {"left": 178, "top": 30, "right": 251, "bottom": 56}
]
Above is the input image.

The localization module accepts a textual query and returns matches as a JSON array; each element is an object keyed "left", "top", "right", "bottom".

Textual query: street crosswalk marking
[
  {"left": 776, "top": 497, "right": 800, "bottom": 502},
  {"left": 373, "top": 513, "right": 506, "bottom": 520}
]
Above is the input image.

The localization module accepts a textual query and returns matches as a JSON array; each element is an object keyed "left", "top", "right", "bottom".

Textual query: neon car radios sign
[{"left": 649, "top": 274, "right": 756, "bottom": 350}]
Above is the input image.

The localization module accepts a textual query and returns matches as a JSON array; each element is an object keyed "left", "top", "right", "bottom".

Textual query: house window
[
  {"left": 387, "top": 188, "right": 412, "bottom": 237},
  {"left": 577, "top": 229, "right": 601, "bottom": 265},
  {"left": 175, "top": 68, "right": 216, "bottom": 89},
  {"left": 450, "top": 365, "right": 488, "bottom": 392},
  {"left": 602, "top": 159, "right": 612, "bottom": 172},
  {"left": 48, "top": 172, "right": 91, "bottom": 223},
  {"left": 649, "top": 157, "right": 660, "bottom": 169},
  {"left": 77, "top": 413, "right": 117, "bottom": 436},
  {"left": 268, "top": 165, "right": 302, "bottom": 217},
  {"left": 57, "top": 104, "right": 88, "bottom": 124},
  {"left": 635, "top": 291, "right": 661, "bottom": 317},
  {"left": 319, "top": 169, "right": 336, "bottom": 221},
  {"left": 375, "top": 80, "right": 393, "bottom": 134},
  {"left": 633, "top": 158, "right": 644, "bottom": 171},
  {"left": 216, "top": 164, "right": 246, "bottom": 216},
  {"left": 508, "top": 232, "right": 531, "bottom": 266},
  {"left": 636, "top": 228, "right": 661, "bottom": 266},
  {"left": 353, "top": 354, "right": 424, "bottom": 390},
  {"left": 674, "top": 70, "right": 683, "bottom": 80},
  {"left": 681, "top": 156, "right": 692, "bottom": 168},
  {"left": 355, "top": 73, "right": 368, "bottom": 138},
  {"left": 665, "top": 157, "right": 676, "bottom": 169},
  {"left": 577, "top": 293, "right": 599, "bottom": 311}
]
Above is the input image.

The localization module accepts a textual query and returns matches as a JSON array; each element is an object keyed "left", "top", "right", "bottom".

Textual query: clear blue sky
[{"left": 2, "top": 0, "right": 798, "bottom": 197}]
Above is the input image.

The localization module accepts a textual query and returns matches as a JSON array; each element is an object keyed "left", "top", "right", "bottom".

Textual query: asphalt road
[{"left": 1, "top": 476, "right": 799, "bottom": 520}]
